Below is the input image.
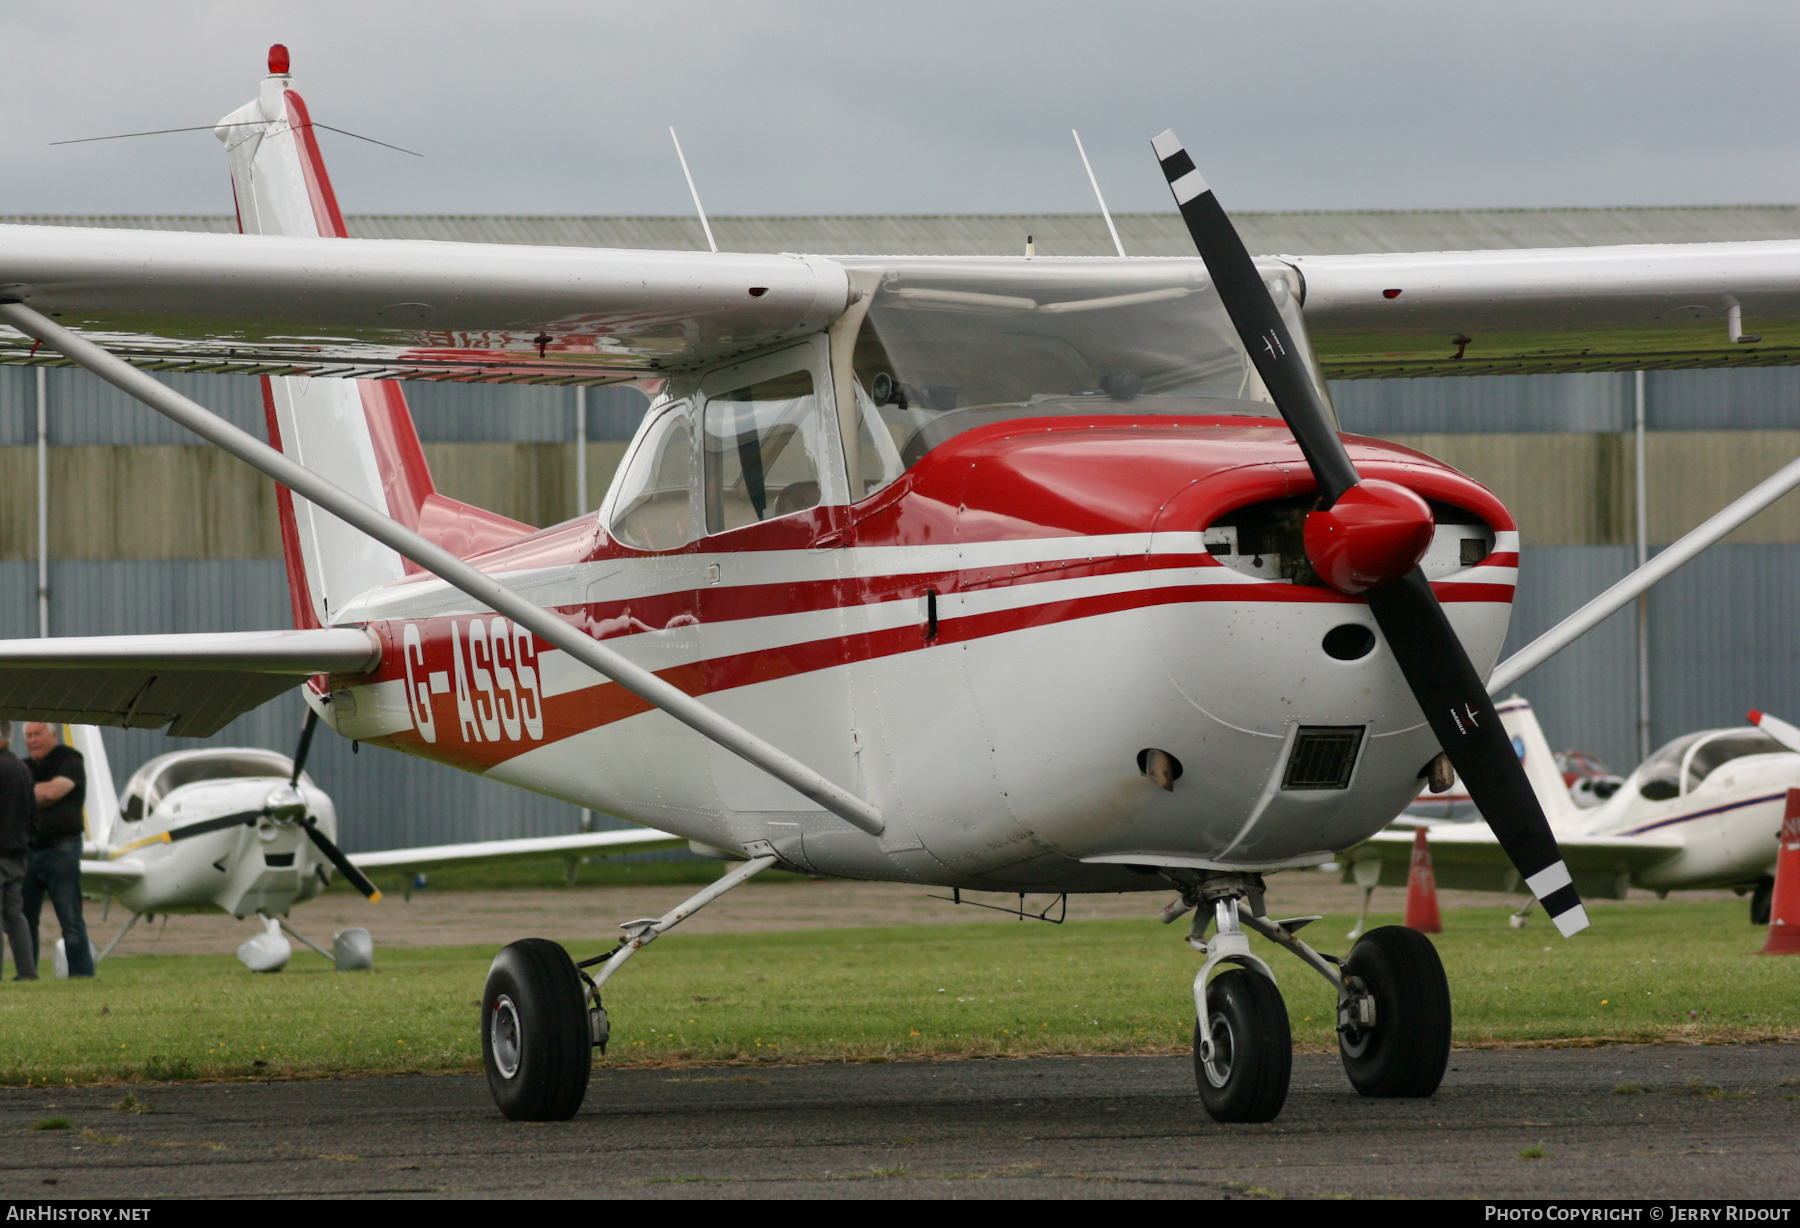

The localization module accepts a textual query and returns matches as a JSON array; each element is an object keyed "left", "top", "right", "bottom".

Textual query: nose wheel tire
[
  {"left": 482, "top": 938, "right": 592, "bottom": 1121},
  {"left": 1338, "top": 925, "right": 1452, "bottom": 1098},
  {"left": 1193, "top": 968, "right": 1292, "bottom": 1123}
]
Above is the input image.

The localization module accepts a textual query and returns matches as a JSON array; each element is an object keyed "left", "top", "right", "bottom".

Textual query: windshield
[
  {"left": 120, "top": 750, "right": 302, "bottom": 822},
  {"left": 1636, "top": 733, "right": 1703, "bottom": 801},
  {"left": 839, "top": 257, "right": 1325, "bottom": 479}
]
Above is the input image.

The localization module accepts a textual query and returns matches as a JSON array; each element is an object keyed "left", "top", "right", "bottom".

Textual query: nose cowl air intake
[{"left": 1303, "top": 480, "right": 1434, "bottom": 596}]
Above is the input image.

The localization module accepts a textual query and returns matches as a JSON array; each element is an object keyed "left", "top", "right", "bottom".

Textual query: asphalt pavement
[{"left": 0, "top": 1044, "right": 1795, "bottom": 1199}]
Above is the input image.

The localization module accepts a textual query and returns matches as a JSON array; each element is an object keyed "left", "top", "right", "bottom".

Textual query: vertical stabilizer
[
  {"left": 65, "top": 724, "right": 119, "bottom": 849},
  {"left": 215, "top": 46, "right": 437, "bottom": 627},
  {"left": 1495, "top": 696, "right": 1581, "bottom": 829}
]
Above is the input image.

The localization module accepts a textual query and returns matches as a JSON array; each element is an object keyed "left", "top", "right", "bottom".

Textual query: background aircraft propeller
[
  {"left": 1152, "top": 129, "right": 1589, "bottom": 937},
  {"left": 167, "top": 709, "right": 383, "bottom": 902}
]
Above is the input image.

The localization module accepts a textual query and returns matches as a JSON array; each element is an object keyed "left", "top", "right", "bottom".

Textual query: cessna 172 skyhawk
[
  {"left": 1347, "top": 697, "right": 1799, "bottom": 929},
  {"left": 70, "top": 716, "right": 682, "bottom": 971},
  {"left": 4, "top": 48, "right": 1800, "bottom": 1123}
]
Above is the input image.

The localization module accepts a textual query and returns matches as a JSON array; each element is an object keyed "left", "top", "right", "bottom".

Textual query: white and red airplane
[{"left": 3, "top": 47, "right": 1800, "bottom": 1123}]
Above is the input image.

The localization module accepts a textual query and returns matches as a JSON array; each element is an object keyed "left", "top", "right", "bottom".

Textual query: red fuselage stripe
[
  {"left": 541, "top": 552, "right": 1514, "bottom": 643},
  {"left": 379, "top": 573, "right": 1513, "bottom": 770}
]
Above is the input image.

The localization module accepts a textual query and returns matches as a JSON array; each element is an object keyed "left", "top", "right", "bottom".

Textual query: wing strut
[{"left": 0, "top": 301, "right": 884, "bottom": 839}]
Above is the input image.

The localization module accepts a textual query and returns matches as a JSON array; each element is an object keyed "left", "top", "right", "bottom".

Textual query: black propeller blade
[
  {"left": 297, "top": 815, "right": 383, "bottom": 902},
  {"left": 166, "top": 809, "right": 264, "bottom": 841},
  {"left": 290, "top": 709, "right": 320, "bottom": 788},
  {"left": 1153, "top": 129, "right": 1589, "bottom": 937},
  {"left": 287, "top": 708, "right": 382, "bottom": 900}
]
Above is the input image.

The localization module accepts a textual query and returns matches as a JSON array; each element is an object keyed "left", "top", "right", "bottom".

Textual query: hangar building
[{"left": 3, "top": 208, "right": 1799, "bottom": 853}]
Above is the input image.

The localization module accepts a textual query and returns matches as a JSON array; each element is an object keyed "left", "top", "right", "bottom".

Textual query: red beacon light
[{"left": 268, "top": 44, "right": 291, "bottom": 75}]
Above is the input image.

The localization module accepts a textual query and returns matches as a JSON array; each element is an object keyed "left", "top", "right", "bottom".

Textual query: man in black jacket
[
  {"left": 0, "top": 722, "right": 39, "bottom": 980},
  {"left": 23, "top": 724, "right": 92, "bottom": 978}
]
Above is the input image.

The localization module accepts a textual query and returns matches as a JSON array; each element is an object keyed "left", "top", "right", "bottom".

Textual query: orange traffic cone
[
  {"left": 1759, "top": 788, "right": 1800, "bottom": 955},
  {"left": 1404, "top": 825, "right": 1443, "bottom": 934}
]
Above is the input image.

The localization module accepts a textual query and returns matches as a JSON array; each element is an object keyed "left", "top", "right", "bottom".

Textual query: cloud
[{"left": 3, "top": 0, "right": 1796, "bottom": 217}]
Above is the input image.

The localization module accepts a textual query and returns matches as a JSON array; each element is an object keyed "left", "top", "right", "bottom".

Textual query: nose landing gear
[{"left": 1172, "top": 871, "right": 1453, "bottom": 1124}]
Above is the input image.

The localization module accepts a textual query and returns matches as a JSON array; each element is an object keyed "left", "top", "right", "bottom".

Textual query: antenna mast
[
  {"left": 669, "top": 127, "right": 718, "bottom": 254},
  {"left": 1072, "top": 129, "right": 1125, "bottom": 257}
]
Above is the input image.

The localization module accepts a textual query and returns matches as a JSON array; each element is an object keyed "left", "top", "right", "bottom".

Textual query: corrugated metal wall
[{"left": 1333, "top": 368, "right": 1800, "bottom": 434}]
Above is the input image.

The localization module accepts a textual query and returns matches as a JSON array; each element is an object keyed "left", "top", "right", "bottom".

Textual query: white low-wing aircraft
[
  {"left": 1344, "top": 697, "right": 1797, "bottom": 929},
  {"left": 4, "top": 48, "right": 1800, "bottom": 1123},
  {"left": 72, "top": 719, "right": 682, "bottom": 972}
]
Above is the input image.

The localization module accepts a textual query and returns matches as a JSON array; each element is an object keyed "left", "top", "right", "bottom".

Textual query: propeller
[
  {"left": 1748, "top": 710, "right": 1800, "bottom": 754},
  {"left": 286, "top": 710, "right": 383, "bottom": 902},
  {"left": 168, "top": 711, "right": 382, "bottom": 902},
  {"left": 1152, "top": 130, "right": 1589, "bottom": 938}
]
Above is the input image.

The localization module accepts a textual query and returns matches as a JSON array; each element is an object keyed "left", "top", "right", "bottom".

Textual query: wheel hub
[
  {"left": 1200, "top": 1010, "right": 1235, "bottom": 1088},
  {"left": 491, "top": 994, "right": 522, "bottom": 1079}
]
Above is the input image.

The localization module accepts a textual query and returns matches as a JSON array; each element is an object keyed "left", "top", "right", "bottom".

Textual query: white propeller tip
[{"left": 1551, "top": 904, "right": 1590, "bottom": 938}]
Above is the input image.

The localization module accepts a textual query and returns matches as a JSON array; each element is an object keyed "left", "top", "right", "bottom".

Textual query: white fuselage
[
  {"left": 102, "top": 777, "right": 339, "bottom": 917},
  {"left": 1565, "top": 750, "right": 1791, "bottom": 891}
]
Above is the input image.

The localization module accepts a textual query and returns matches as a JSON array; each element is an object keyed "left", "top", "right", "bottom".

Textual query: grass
[{"left": 0, "top": 899, "right": 1791, "bottom": 1086}]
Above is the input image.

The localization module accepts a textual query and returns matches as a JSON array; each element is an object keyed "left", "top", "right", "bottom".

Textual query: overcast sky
[{"left": 4, "top": 1, "right": 1797, "bottom": 218}]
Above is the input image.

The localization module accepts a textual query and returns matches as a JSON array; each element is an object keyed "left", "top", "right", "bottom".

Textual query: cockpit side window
[
  {"left": 702, "top": 369, "right": 824, "bottom": 533},
  {"left": 609, "top": 401, "right": 698, "bottom": 552}
]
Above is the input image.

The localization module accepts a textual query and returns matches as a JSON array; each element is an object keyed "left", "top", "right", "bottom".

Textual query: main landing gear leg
[
  {"left": 95, "top": 912, "right": 141, "bottom": 964},
  {"left": 481, "top": 842, "right": 779, "bottom": 1122}
]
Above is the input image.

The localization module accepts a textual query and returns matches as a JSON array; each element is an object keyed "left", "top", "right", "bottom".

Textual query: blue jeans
[{"left": 24, "top": 839, "right": 91, "bottom": 978}]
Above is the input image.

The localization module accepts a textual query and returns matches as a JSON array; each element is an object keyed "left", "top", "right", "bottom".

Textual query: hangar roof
[{"left": 5, "top": 207, "right": 1800, "bottom": 256}]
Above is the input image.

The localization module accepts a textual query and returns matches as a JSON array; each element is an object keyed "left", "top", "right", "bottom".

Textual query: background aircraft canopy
[
  {"left": 120, "top": 748, "right": 304, "bottom": 822},
  {"left": 1634, "top": 727, "right": 1785, "bottom": 801}
]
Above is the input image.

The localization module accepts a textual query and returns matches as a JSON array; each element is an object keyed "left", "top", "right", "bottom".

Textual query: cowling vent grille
[{"left": 1282, "top": 726, "right": 1365, "bottom": 790}]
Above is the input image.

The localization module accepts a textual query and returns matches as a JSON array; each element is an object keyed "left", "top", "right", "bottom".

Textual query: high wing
[
  {"left": 4, "top": 228, "right": 1800, "bottom": 384},
  {"left": 0, "top": 630, "right": 379, "bottom": 736},
  {"left": 1293, "top": 243, "right": 1800, "bottom": 377},
  {"left": 347, "top": 827, "right": 687, "bottom": 879},
  {"left": 1342, "top": 823, "right": 1683, "bottom": 898},
  {"left": 0, "top": 223, "right": 850, "bottom": 384}
]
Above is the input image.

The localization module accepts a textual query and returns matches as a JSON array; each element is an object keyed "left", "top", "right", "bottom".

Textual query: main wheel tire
[
  {"left": 1751, "top": 877, "right": 1775, "bottom": 926},
  {"left": 1193, "top": 967, "right": 1292, "bottom": 1123},
  {"left": 1339, "top": 924, "right": 1451, "bottom": 1098},
  {"left": 482, "top": 938, "right": 592, "bottom": 1121}
]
